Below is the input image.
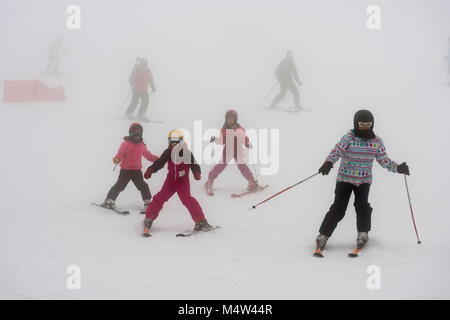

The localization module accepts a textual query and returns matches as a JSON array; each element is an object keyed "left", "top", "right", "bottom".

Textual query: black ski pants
[
  {"left": 106, "top": 169, "right": 151, "bottom": 201},
  {"left": 319, "top": 182, "right": 373, "bottom": 237},
  {"left": 271, "top": 79, "right": 300, "bottom": 107},
  {"left": 125, "top": 91, "right": 149, "bottom": 116}
]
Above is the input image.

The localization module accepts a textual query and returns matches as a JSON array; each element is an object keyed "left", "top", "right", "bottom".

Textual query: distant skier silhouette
[
  {"left": 270, "top": 50, "right": 302, "bottom": 110},
  {"left": 125, "top": 58, "right": 156, "bottom": 122},
  {"left": 45, "top": 36, "right": 68, "bottom": 75}
]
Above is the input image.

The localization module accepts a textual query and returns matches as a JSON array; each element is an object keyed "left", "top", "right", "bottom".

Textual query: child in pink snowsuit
[
  {"left": 205, "top": 109, "right": 257, "bottom": 194},
  {"left": 142, "top": 130, "right": 211, "bottom": 233},
  {"left": 102, "top": 123, "right": 158, "bottom": 211}
]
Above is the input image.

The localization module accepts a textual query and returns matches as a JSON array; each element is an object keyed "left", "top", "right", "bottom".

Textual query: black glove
[
  {"left": 318, "top": 161, "right": 333, "bottom": 175},
  {"left": 210, "top": 136, "right": 216, "bottom": 143},
  {"left": 397, "top": 162, "right": 410, "bottom": 175}
]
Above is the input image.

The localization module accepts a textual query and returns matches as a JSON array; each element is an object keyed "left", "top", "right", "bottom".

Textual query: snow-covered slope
[{"left": 1, "top": 0, "right": 450, "bottom": 299}]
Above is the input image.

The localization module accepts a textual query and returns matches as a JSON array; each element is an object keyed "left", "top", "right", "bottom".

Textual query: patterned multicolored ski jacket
[{"left": 325, "top": 130, "right": 398, "bottom": 186}]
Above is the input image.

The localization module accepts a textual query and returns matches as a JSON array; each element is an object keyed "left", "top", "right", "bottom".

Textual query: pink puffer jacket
[{"left": 115, "top": 140, "right": 158, "bottom": 170}]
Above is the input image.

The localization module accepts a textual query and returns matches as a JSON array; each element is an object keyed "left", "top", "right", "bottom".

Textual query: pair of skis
[
  {"left": 206, "top": 184, "right": 269, "bottom": 198},
  {"left": 142, "top": 225, "right": 220, "bottom": 238},
  {"left": 113, "top": 114, "right": 163, "bottom": 124},
  {"left": 267, "top": 105, "right": 313, "bottom": 113},
  {"left": 91, "top": 202, "right": 130, "bottom": 215},
  {"left": 314, "top": 247, "right": 362, "bottom": 258},
  {"left": 92, "top": 202, "right": 149, "bottom": 215}
]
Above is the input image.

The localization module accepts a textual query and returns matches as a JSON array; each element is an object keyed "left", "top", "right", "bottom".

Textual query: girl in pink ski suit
[
  {"left": 143, "top": 131, "right": 211, "bottom": 232},
  {"left": 103, "top": 123, "right": 158, "bottom": 210},
  {"left": 205, "top": 109, "right": 257, "bottom": 192}
]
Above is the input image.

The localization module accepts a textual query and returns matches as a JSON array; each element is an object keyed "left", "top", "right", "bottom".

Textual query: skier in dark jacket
[
  {"left": 314, "top": 110, "right": 410, "bottom": 257},
  {"left": 270, "top": 50, "right": 302, "bottom": 110},
  {"left": 142, "top": 130, "right": 212, "bottom": 236},
  {"left": 125, "top": 58, "right": 156, "bottom": 122}
]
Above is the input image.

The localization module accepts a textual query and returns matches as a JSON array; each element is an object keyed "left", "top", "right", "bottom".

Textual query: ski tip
[
  {"left": 230, "top": 194, "right": 239, "bottom": 198},
  {"left": 176, "top": 233, "right": 186, "bottom": 237},
  {"left": 313, "top": 252, "right": 324, "bottom": 258},
  {"left": 313, "top": 248, "right": 324, "bottom": 258},
  {"left": 348, "top": 249, "right": 360, "bottom": 257}
]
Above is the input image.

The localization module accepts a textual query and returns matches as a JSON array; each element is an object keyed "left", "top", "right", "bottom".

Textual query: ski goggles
[
  {"left": 168, "top": 138, "right": 182, "bottom": 144},
  {"left": 130, "top": 131, "right": 142, "bottom": 137},
  {"left": 358, "top": 122, "right": 373, "bottom": 129}
]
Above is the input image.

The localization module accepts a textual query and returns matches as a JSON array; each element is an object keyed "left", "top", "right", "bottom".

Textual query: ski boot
[
  {"left": 141, "top": 199, "right": 151, "bottom": 214},
  {"left": 194, "top": 220, "right": 212, "bottom": 232},
  {"left": 247, "top": 179, "right": 259, "bottom": 192},
  {"left": 142, "top": 218, "right": 153, "bottom": 237},
  {"left": 356, "top": 232, "right": 369, "bottom": 249},
  {"left": 204, "top": 179, "right": 214, "bottom": 196},
  {"left": 314, "top": 234, "right": 329, "bottom": 257},
  {"left": 101, "top": 199, "right": 116, "bottom": 210}
]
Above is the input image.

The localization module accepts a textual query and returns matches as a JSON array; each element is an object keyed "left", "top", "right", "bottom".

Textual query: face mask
[{"left": 354, "top": 128, "right": 374, "bottom": 140}]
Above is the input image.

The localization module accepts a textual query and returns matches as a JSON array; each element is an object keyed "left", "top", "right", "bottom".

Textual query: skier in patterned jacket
[{"left": 314, "top": 109, "right": 410, "bottom": 254}]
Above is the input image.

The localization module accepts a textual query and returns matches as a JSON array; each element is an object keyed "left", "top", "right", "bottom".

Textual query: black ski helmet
[
  {"left": 353, "top": 109, "right": 375, "bottom": 140},
  {"left": 129, "top": 122, "right": 143, "bottom": 135}
]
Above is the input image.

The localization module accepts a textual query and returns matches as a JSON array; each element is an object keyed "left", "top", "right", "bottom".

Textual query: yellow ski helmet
[{"left": 168, "top": 129, "right": 184, "bottom": 144}]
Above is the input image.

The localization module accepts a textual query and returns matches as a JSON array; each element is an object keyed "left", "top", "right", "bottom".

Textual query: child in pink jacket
[
  {"left": 102, "top": 122, "right": 158, "bottom": 211},
  {"left": 204, "top": 109, "right": 257, "bottom": 195},
  {"left": 142, "top": 129, "right": 211, "bottom": 235}
]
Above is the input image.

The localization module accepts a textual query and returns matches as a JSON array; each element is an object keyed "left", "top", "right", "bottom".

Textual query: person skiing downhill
[
  {"left": 45, "top": 36, "right": 69, "bottom": 75},
  {"left": 102, "top": 123, "right": 158, "bottom": 212},
  {"left": 314, "top": 110, "right": 410, "bottom": 257},
  {"left": 270, "top": 50, "right": 302, "bottom": 110},
  {"left": 204, "top": 109, "right": 259, "bottom": 195},
  {"left": 125, "top": 58, "right": 156, "bottom": 122},
  {"left": 142, "top": 130, "right": 212, "bottom": 236}
]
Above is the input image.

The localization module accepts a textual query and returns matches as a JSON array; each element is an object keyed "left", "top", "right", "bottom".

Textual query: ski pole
[
  {"left": 209, "top": 141, "right": 215, "bottom": 172},
  {"left": 116, "top": 90, "right": 131, "bottom": 114},
  {"left": 249, "top": 172, "right": 319, "bottom": 210},
  {"left": 258, "top": 82, "right": 277, "bottom": 105},
  {"left": 248, "top": 146, "right": 259, "bottom": 182},
  {"left": 403, "top": 174, "right": 422, "bottom": 244},
  {"left": 117, "top": 56, "right": 141, "bottom": 114}
]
